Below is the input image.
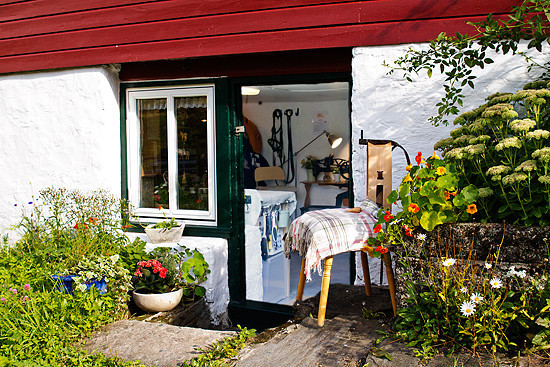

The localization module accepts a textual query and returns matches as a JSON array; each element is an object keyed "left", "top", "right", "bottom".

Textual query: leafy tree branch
[{"left": 385, "top": 0, "right": 550, "bottom": 127}]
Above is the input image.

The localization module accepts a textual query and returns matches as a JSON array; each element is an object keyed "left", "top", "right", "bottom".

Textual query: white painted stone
[
  {"left": 0, "top": 66, "right": 121, "bottom": 237},
  {"left": 351, "top": 42, "right": 549, "bottom": 285},
  {"left": 127, "top": 233, "right": 230, "bottom": 327}
]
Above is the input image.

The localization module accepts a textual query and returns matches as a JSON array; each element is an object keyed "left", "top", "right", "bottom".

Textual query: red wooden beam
[
  {"left": 0, "top": 0, "right": 520, "bottom": 40},
  {"left": 0, "top": 16, "right": 491, "bottom": 74}
]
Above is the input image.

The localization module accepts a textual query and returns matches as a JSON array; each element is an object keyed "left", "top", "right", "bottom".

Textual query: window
[{"left": 126, "top": 85, "right": 217, "bottom": 224}]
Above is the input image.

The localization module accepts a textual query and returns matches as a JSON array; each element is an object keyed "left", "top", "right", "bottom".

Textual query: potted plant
[
  {"left": 52, "top": 254, "right": 131, "bottom": 296},
  {"left": 144, "top": 207, "right": 185, "bottom": 244},
  {"left": 301, "top": 155, "right": 317, "bottom": 182},
  {"left": 131, "top": 246, "right": 209, "bottom": 313},
  {"left": 332, "top": 168, "right": 340, "bottom": 183}
]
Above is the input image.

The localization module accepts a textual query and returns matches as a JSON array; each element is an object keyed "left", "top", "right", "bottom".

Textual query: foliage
[
  {"left": 151, "top": 216, "right": 181, "bottom": 230},
  {"left": 435, "top": 81, "right": 550, "bottom": 226},
  {"left": 71, "top": 254, "right": 132, "bottom": 312},
  {"left": 300, "top": 155, "right": 317, "bottom": 169},
  {"left": 393, "top": 237, "right": 550, "bottom": 356},
  {"left": 366, "top": 153, "right": 478, "bottom": 256},
  {"left": 179, "top": 326, "right": 256, "bottom": 367},
  {"left": 133, "top": 246, "right": 210, "bottom": 300},
  {"left": 387, "top": 0, "right": 550, "bottom": 126},
  {"left": 15, "top": 187, "right": 131, "bottom": 270},
  {"left": 0, "top": 245, "right": 140, "bottom": 367}
]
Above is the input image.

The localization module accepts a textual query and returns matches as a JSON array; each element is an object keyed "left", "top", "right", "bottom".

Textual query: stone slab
[{"left": 82, "top": 320, "right": 234, "bottom": 367}]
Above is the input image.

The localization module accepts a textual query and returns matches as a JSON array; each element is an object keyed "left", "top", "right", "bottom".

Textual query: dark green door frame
[{"left": 227, "top": 73, "right": 354, "bottom": 322}]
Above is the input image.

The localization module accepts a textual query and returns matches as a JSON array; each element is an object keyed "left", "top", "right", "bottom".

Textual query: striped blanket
[{"left": 284, "top": 208, "right": 378, "bottom": 281}]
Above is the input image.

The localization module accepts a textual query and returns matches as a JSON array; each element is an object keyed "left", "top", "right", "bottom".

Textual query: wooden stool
[{"left": 296, "top": 251, "right": 397, "bottom": 327}]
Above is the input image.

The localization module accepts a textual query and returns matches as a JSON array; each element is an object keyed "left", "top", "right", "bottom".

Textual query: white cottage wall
[
  {"left": 0, "top": 66, "right": 121, "bottom": 237},
  {"left": 351, "top": 42, "right": 549, "bottom": 285}
]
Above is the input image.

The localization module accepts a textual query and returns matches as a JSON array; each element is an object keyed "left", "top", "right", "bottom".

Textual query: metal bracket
[{"left": 234, "top": 125, "right": 245, "bottom": 136}]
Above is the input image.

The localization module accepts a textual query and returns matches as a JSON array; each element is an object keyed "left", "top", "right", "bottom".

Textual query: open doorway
[{"left": 241, "top": 81, "right": 352, "bottom": 305}]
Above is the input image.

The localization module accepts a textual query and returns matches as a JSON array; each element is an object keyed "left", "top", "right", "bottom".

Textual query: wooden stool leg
[
  {"left": 383, "top": 252, "right": 397, "bottom": 317},
  {"left": 317, "top": 256, "right": 333, "bottom": 327},
  {"left": 296, "top": 257, "right": 306, "bottom": 301},
  {"left": 360, "top": 251, "right": 372, "bottom": 296}
]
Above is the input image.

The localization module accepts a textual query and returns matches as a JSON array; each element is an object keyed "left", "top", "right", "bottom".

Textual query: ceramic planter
[
  {"left": 144, "top": 224, "right": 184, "bottom": 244},
  {"left": 132, "top": 288, "right": 183, "bottom": 313}
]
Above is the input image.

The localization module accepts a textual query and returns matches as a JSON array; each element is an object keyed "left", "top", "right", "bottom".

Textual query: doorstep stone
[{"left": 82, "top": 320, "right": 234, "bottom": 367}]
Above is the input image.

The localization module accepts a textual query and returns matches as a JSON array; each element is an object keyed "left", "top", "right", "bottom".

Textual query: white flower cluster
[
  {"left": 539, "top": 175, "right": 550, "bottom": 185},
  {"left": 445, "top": 147, "right": 466, "bottom": 160},
  {"left": 533, "top": 147, "right": 550, "bottom": 163},
  {"left": 507, "top": 266, "right": 527, "bottom": 279},
  {"left": 495, "top": 136, "right": 522, "bottom": 151},
  {"left": 469, "top": 135, "right": 491, "bottom": 144},
  {"left": 526, "top": 129, "right": 550, "bottom": 140},
  {"left": 510, "top": 118, "right": 536, "bottom": 133},
  {"left": 502, "top": 172, "right": 528, "bottom": 185},
  {"left": 477, "top": 187, "right": 494, "bottom": 198},
  {"left": 465, "top": 144, "right": 486, "bottom": 158},
  {"left": 515, "top": 160, "right": 537, "bottom": 172},
  {"left": 433, "top": 137, "right": 454, "bottom": 151},
  {"left": 469, "top": 118, "right": 487, "bottom": 133},
  {"left": 486, "top": 165, "right": 512, "bottom": 176},
  {"left": 453, "top": 134, "right": 475, "bottom": 146}
]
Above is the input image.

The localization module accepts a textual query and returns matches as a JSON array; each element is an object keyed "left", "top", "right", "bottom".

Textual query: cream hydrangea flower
[
  {"left": 502, "top": 172, "right": 528, "bottom": 185},
  {"left": 515, "top": 160, "right": 537, "bottom": 172},
  {"left": 487, "top": 165, "right": 512, "bottom": 176},
  {"left": 533, "top": 147, "right": 550, "bottom": 163},
  {"left": 510, "top": 118, "right": 536, "bottom": 133},
  {"left": 478, "top": 187, "right": 494, "bottom": 198}
]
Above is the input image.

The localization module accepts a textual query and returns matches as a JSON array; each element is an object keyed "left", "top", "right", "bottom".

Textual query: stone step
[{"left": 83, "top": 320, "right": 234, "bottom": 367}]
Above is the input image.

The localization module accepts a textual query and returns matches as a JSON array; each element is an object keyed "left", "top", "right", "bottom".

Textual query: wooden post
[
  {"left": 360, "top": 251, "right": 372, "bottom": 296},
  {"left": 383, "top": 252, "right": 397, "bottom": 317},
  {"left": 317, "top": 256, "right": 333, "bottom": 327},
  {"left": 296, "top": 257, "right": 306, "bottom": 301}
]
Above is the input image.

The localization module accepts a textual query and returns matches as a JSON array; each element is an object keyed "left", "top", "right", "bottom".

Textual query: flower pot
[
  {"left": 132, "top": 288, "right": 183, "bottom": 313},
  {"left": 306, "top": 168, "right": 315, "bottom": 182},
  {"left": 333, "top": 173, "right": 340, "bottom": 182},
  {"left": 51, "top": 275, "right": 107, "bottom": 294},
  {"left": 145, "top": 224, "right": 184, "bottom": 244}
]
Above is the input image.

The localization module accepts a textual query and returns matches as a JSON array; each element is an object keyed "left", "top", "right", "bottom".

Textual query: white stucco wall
[
  {"left": 351, "top": 42, "right": 550, "bottom": 285},
  {"left": 0, "top": 66, "right": 121, "bottom": 236}
]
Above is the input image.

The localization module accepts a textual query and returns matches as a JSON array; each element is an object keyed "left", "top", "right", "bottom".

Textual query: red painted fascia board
[
  {"left": 0, "top": 16, "right": 486, "bottom": 74},
  {"left": 0, "top": 0, "right": 520, "bottom": 40}
]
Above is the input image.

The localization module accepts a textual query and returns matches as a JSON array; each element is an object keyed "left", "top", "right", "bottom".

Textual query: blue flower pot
[{"left": 52, "top": 275, "right": 107, "bottom": 295}]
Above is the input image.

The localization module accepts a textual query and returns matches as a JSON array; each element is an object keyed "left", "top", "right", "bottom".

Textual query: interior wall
[{"left": 242, "top": 95, "right": 350, "bottom": 210}]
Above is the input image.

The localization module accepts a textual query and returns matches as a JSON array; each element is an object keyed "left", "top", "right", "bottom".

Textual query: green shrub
[{"left": 434, "top": 81, "right": 550, "bottom": 226}]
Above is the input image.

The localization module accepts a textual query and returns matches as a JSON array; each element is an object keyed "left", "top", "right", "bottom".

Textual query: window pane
[
  {"left": 138, "top": 98, "right": 168, "bottom": 209},
  {"left": 175, "top": 96, "right": 208, "bottom": 211}
]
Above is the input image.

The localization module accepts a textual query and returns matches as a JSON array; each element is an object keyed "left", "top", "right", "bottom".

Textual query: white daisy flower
[
  {"left": 417, "top": 233, "right": 427, "bottom": 241},
  {"left": 470, "top": 292, "right": 484, "bottom": 303},
  {"left": 490, "top": 278, "right": 503, "bottom": 289},
  {"left": 485, "top": 263, "right": 492, "bottom": 269},
  {"left": 442, "top": 258, "right": 456, "bottom": 267},
  {"left": 460, "top": 287, "right": 468, "bottom": 293},
  {"left": 460, "top": 301, "right": 476, "bottom": 317}
]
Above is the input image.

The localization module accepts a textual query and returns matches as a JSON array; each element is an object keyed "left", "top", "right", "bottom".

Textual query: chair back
[{"left": 254, "top": 166, "right": 285, "bottom": 182}]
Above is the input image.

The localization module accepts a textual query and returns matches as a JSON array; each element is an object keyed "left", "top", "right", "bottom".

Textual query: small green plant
[
  {"left": 366, "top": 153, "right": 478, "bottom": 256},
  {"left": 151, "top": 216, "right": 180, "bottom": 230},
  {"left": 300, "top": 155, "right": 317, "bottom": 169},
  {"left": 179, "top": 326, "right": 256, "bottom": 367}
]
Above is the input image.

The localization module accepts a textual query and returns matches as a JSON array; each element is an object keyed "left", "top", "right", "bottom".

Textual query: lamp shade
[{"left": 327, "top": 133, "right": 342, "bottom": 149}]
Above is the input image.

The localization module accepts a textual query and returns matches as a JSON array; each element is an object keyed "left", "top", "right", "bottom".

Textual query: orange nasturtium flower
[
  {"left": 405, "top": 164, "right": 412, "bottom": 171},
  {"left": 373, "top": 224, "right": 383, "bottom": 233},
  {"left": 383, "top": 211, "right": 394, "bottom": 222},
  {"left": 435, "top": 166, "right": 447, "bottom": 176},
  {"left": 466, "top": 204, "right": 478, "bottom": 214},
  {"left": 403, "top": 224, "right": 413, "bottom": 237},
  {"left": 403, "top": 175, "right": 413, "bottom": 183},
  {"left": 408, "top": 203, "right": 420, "bottom": 213},
  {"left": 415, "top": 152, "right": 424, "bottom": 165},
  {"left": 431, "top": 152, "right": 440, "bottom": 160}
]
